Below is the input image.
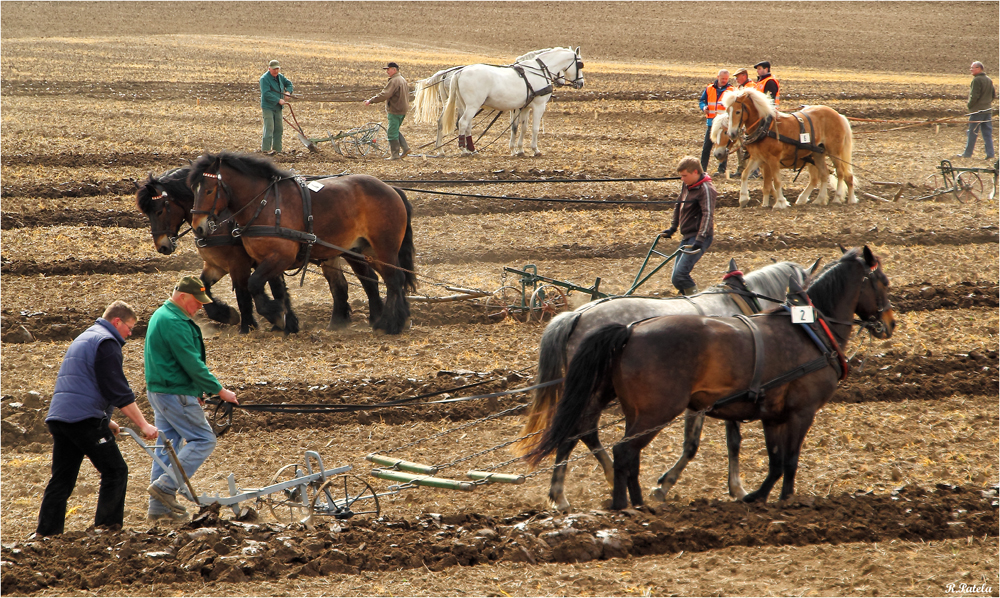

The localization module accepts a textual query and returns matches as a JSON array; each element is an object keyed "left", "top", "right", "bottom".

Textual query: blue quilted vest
[{"left": 46, "top": 319, "right": 125, "bottom": 423}]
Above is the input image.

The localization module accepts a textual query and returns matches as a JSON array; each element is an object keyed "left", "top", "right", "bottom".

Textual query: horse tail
[
  {"left": 413, "top": 75, "right": 444, "bottom": 125},
  {"left": 440, "top": 72, "right": 461, "bottom": 136},
  {"left": 393, "top": 186, "right": 418, "bottom": 293},
  {"left": 511, "top": 311, "right": 581, "bottom": 459},
  {"left": 526, "top": 323, "right": 631, "bottom": 468}
]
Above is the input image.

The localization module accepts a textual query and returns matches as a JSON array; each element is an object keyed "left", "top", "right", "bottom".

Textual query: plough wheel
[
  {"left": 954, "top": 171, "right": 983, "bottom": 202},
  {"left": 358, "top": 122, "right": 390, "bottom": 158},
  {"left": 259, "top": 463, "right": 315, "bottom": 525},
  {"left": 484, "top": 285, "right": 523, "bottom": 321},
  {"left": 529, "top": 284, "right": 568, "bottom": 322},
  {"left": 311, "top": 475, "right": 381, "bottom": 520}
]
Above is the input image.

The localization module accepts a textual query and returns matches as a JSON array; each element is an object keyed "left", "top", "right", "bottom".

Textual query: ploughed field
[{"left": 1, "top": 2, "right": 998, "bottom": 596}]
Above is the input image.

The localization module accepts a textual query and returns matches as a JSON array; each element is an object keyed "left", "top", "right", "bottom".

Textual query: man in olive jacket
[
  {"left": 260, "top": 59, "right": 293, "bottom": 154},
  {"left": 960, "top": 61, "right": 996, "bottom": 159},
  {"left": 144, "top": 275, "right": 239, "bottom": 521},
  {"left": 364, "top": 62, "right": 410, "bottom": 159}
]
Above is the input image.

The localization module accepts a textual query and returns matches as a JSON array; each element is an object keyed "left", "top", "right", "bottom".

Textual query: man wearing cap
[
  {"left": 754, "top": 61, "right": 780, "bottom": 106},
  {"left": 35, "top": 301, "right": 158, "bottom": 536},
  {"left": 364, "top": 62, "right": 410, "bottom": 160},
  {"left": 958, "top": 61, "right": 996, "bottom": 160},
  {"left": 699, "top": 69, "right": 732, "bottom": 176},
  {"left": 259, "top": 59, "right": 294, "bottom": 155},
  {"left": 143, "top": 275, "right": 239, "bottom": 521}
]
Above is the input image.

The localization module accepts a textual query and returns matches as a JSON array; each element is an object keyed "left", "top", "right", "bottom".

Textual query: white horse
[
  {"left": 440, "top": 47, "right": 584, "bottom": 156},
  {"left": 412, "top": 49, "right": 554, "bottom": 155},
  {"left": 710, "top": 112, "right": 841, "bottom": 208}
]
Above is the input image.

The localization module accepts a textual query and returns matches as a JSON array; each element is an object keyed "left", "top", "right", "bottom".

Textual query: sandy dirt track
[{"left": 2, "top": 2, "right": 999, "bottom": 596}]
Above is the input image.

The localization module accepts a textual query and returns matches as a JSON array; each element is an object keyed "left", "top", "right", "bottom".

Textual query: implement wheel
[
  {"left": 484, "top": 285, "right": 524, "bottom": 321},
  {"left": 311, "top": 475, "right": 381, "bottom": 520},
  {"left": 528, "top": 284, "right": 568, "bottom": 322},
  {"left": 258, "top": 463, "right": 316, "bottom": 525},
  {"left": 954, "top": 171, "right": 983, "bottom": 202}
]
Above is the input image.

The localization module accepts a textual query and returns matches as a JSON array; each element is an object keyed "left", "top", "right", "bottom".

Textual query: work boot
[
  {"left": 386, "top": 139, "right": 402, "bottom": 160},
  {"left": 680, "top": 286, "right": 700, "bottom": 296},
  {"left": 398, "top": 133, "right": 411, "bottom": 158},
  {"left": 148, "top": 484, "right": 188, "bottom": 515}
]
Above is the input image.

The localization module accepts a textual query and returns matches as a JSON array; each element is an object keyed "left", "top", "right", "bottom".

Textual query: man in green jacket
[
  {"left": 959, "top": 61, "right": 996, "bottom": 159},
  {"left": 364, "top": 62, "right": 410, "bottom": 160},
  {"left": 260, "top": 59, "right": 293, "bottom": 155},
  {"left": 144, "top": 275, "right": 239, "bottom": 521}
]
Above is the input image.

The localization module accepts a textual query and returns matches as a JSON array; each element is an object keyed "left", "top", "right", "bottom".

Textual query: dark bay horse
[
  {"left": 189, "top": 153, "right": 416, "bottom": 334},
  {"left": 513, "top": 259, "right": 819, "bottom": 510},
  {"left": 135, "top": 167, "right": 297, "bottom": 333},
  {"left": 529, "top": 246, "right": 894, "bottom": 509}
]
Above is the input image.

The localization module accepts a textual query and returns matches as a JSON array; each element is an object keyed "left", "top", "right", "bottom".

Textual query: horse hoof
[
  {"left": 533, "top": 151, "right": 543, "bottom": 157},
  {"left": 226, "top": 307, "right": 241, "bottom": 325},
  {"left": 648, "top": 487, "right": 667, "bottom": 503},
  {"left": 773, "top": 203, "right": 790, "bottom": 210},
  {"left": 548, "top": 498, "right": 571, "bottom": 512}
]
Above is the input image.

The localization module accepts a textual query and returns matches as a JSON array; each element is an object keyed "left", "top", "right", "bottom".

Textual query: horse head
[
  {"left": 711, "top": 112, "right": 733, "bottom": 162},
  {"left": 542, "top": 47, "right": 584, "bottom": 89},
  {"left": 854, "top": 245, "right": 895, "bottom": 339},
  {"left": 136, "top": 172, "right": 189, "bottom": 255},
  {"left": 189, "top": 155, "right": 226, "bottom": 237},
  {"left": 722, "top": 88, "right": 774, "bottom": 138}
]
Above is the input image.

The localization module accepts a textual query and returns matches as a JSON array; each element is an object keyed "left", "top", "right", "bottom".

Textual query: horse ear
[
  {"left": 788, "top": 276, "right": 805, "bottom": 295},
  {"left": 575, "top": 46, "right": 581, "bottom": 56},
  {"left": 837, "top": 243, "right": 848, "bottom": 254},
  {"left": 862, "top": 245, "right": 877, "bottom": 268},
  {"left": 727, "top": 258, "right": 738, "bottom": 272},
  {"left": 807, "top": 257, "right": 822, "bottom": 275}
]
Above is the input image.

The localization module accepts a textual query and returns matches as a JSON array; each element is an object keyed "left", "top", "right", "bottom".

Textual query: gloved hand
[
  {"left": 660, "top": 227, "right": 677, "bottom": 239},
  {"left": 689, "top": 238, "right": 705, "bottom": 251}
]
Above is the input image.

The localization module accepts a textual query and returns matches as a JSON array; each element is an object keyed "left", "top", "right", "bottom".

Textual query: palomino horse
[
  {"left": 440, "top": 47, "right": 583, "bottom": 156},
  {"left": 529, "top": 247, "right": 894, "bottom": 509},
  {"left": 722, "top": 88, "right": 856, "bottom": 208},
  {"left": 711, "top": 112, "right": 840, "bottom": 208},
  {"left": 512, "top": 259, "right": 819, "bottom": 510},
  {"left": 189, "top": 153, "right": 417, "bottom": 334},
  {"left": 135, "top": 167, "right": 298, "bottom": 334}
]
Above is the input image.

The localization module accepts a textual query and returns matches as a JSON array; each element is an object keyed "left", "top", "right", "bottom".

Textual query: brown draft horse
[
  {"left": 511, "top": 259, "right": 820, "bottom": 511},
  {"left": 529, "top": 246, "right": 894, "bottom": 509},
  {"left": 721, "top": 87, "right": 856, "bottom": 208},
  {"left": 135, "top": 167, "right": 297, "bottom": 333},
  {"left": 189, "top": 153, "right": 417, "bottom": 334}
]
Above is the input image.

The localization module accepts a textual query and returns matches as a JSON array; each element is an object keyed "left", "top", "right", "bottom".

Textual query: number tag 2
[
  {"left": 791, "top": 305, "right": 815, "bottom": 324},
  {"left": 307, "top": 181, "right": 325, "bottom": 193},
  {"left": 799, "top": 133, "right": 811, "bottom": 144}
]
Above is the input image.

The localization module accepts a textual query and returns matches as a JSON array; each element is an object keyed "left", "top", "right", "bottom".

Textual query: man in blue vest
[
  {"left": 260, "top": 59, "right": 294, "bottom": 155},
  {"left": 700, "top": 69, "right": 732, "bottom": 176},
  {"left": 35, "top": 301, "right": 158, "bottom": 536}
]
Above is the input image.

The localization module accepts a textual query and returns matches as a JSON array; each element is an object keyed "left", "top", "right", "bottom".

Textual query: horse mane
[
  {"left": 744, "top": 261, "right": 805, "bottom": 304},
  {"left": 721, "top": 87, "right": 775, "bottom": 119},
  {"left": 188, "top": 152, "right": 293, "bottom": 188},
  {"left": 710, "top": 112, "right": 730, "bottom": 144},
  {"left": 136, "top": 166, "right": 192, "bottom": 213},
  {"left": 806, "top": 248, "right": 869, "bottom": 316},
  {"left": 515, "top": 48, "right": 555, "bottom": 62}
]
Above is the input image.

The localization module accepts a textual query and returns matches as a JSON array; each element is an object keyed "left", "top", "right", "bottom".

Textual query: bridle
[
  {"left": 820, "top": 260, "right": 892, "bottom": 336},
  {"left": 192, "top": 167, "right": 281, "bottom": 235},
  {"left": 147, "top": 188, "right": 194, "bottom": 250},
  {"left": 525, "top": 51, "right": 585, "bottom": 90}
]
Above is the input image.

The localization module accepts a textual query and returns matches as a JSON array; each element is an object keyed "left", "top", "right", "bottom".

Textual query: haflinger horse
[
  {"left": 439, "top": 47, "right": 583, "bottom": 156},
  {"left": 135, "top": 167, "right": 298, "bottom": 334},
  {"left": 189, "top": 153, "right": 417, "bottom": 335},
  {"left": 513, "top": 258, "right": 820, "bottom": 511},
  {"left": 721, "top": 87, "right": 856, "bottom": 208},
  {"left": 529, "top": 246, "right": 894, "bottom": 510},
  {"left": 711, "top": 112, "right": 839, "bottom": 208}
]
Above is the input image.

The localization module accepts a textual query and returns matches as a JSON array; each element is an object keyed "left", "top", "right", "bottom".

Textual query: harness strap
[
  {"left": 728, "top": 292, "right": 757, "bottom": 316},
  {"left": 709, "top": 353, "right": 831, "bottom": 412},
  {"left": 681, "top": 296, "right": 706, "bottom": 316},
  {"left": 195, "top": 234, "right": 244, "bottom": 248},
  {"left": 735, "top": 315, "right": 766, "bottom": 401}
]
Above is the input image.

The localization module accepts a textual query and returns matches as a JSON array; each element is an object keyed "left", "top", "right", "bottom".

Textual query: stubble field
[{"left": 1, "top": 2, "right": 998, "bottom": 596}]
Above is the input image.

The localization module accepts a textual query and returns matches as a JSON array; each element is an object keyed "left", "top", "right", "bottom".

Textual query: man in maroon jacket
[{"left": 660, "top": 156, "right": 717, "bottom": 296}]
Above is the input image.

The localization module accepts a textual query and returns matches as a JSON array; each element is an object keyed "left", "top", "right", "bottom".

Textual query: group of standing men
[
  {"left": 36, "top": 276, "right": 239, "bottom": 535},
  {"left": 259, "top": 59, "right": 411, "bottom": 160},
  {"left": 699, "top": 60, "right": 779, "bottom": 178}
]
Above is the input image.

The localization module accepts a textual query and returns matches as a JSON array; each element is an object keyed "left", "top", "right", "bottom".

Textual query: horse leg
[
  {"left": 321, "top": 260, "right": 352, "bottom": 329},
  {"left": 247, "top": 261, "right": 288, "bottom": 330},
  {"left": 199, "top": 262, "right": 240, "bottom": 326},
  {"left": 742, "top": 420, "right": 786, "bottom": 503},
  {"left": 769, "top": 158, "right": 791, "bottom": 209},
  {"left": 725, "top": 420, "right": 748, "bottom": 500},
  {"left": 345, "top": 255, "right": 383, "bottom": 326},
  {"left": 547, "top": 438, "right": 578, "bottom": 511},
  {"left": 738, "top": 159, "right": 755, "bottom": 207},
  {"left": 813, "top": 158, "right": 832, "bottom": 205},
  {"left": 778, "top": 412, "right": 816, "bottom": 500},
  {"left": 372, "top": 262, "right": 410, "bottom": 335},
  {"left": 226, "top": 252, "right": 259, "bottom": 334},
  {"left": 456, "top": 106, "right": 475, "bottom": 156},
  {"left": 530, "top": 106, "right": 543, "bottom": 156},
  {"left": 267, "top": 275, "right": 298, "bottom": 334},
  {"left": 650, "top": 409, "right": 704, "bottom": 502},
  {"left": 796, "top": 163, "right": 821, "bottom": 206}
]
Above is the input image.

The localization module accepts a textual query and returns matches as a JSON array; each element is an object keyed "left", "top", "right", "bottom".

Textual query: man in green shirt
[
  {"left": 259, "top": 59, "right": 293, "bottom": 155},
  {"left": 144, "top": 275, "right": 239, "bottom": 521},
  {"left": 959, "top": 61, "right": 996, "bottom": 160}
]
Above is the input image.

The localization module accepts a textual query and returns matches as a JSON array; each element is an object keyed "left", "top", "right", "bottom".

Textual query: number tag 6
[{"left": 791, "top": 305, "right": 815, "bottom": 324}]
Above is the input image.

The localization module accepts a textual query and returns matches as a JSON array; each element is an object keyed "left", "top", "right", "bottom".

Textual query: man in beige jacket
[{"left": 364, "top": 62, "right": 410, "bottom": 160}]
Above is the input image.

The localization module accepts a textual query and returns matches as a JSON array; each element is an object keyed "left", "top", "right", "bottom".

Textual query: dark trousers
[
  {"left": 36, "top": 418, "right": 129, "bottom": 536},
  {"left": 701, "top": 126, "right": 727, "bottom": 173}
]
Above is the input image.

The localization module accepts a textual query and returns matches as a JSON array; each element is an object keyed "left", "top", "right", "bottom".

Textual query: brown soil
[{"left": 2, "top": 2, "right": 999, "bottom": 596}]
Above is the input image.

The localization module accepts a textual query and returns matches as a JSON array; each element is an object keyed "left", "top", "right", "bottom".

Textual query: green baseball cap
[
  {"left": 174, "top": 275, "right": 212, "bottom": 303},
  {"left": 268, "top": 60, "right": 280, "bottom": 69}
]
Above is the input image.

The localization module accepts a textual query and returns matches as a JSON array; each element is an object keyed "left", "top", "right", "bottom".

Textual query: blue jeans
[
  {"left": 671, "top": 235, "right": 713, "bottom": 291},
  {"left": 963, "top": 110, "right": 995, "bottom": 159},
  {"left": 146, "top": 392, "right": 217, "bottom": 514},
  {"left": 262, "top": 108, "right": 284, "bottom": 152}
]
